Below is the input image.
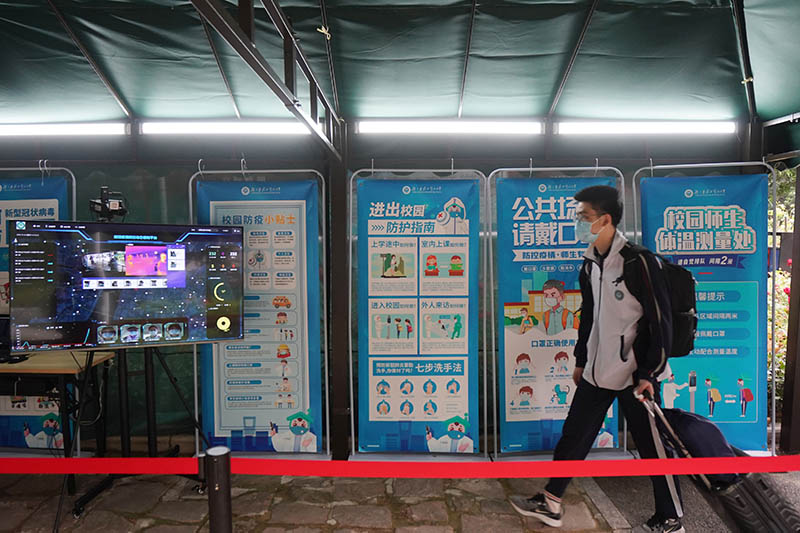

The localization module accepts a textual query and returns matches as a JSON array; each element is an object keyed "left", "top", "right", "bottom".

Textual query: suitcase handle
[{"left": 639, "top": 390, "right": 713, "bottom": 491}]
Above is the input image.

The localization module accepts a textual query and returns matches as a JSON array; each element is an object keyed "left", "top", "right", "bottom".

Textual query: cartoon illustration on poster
[
  {"left": 357, "top": 178, "right": 480, "bottom": 453},
  {"left": 496, "top": 177, "right": 619, "bottom": 452},
  {"left": 641, "top": 174, "right": 767, "bottom": 450},
  {"left": 198, "top": 180, "right": 323, "bottom": 452},
  {"left": 0, "top": 395, "right": 65, "bottom": 450}
]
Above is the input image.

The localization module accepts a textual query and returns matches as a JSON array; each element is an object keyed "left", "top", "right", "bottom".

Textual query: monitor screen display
[{"left": 9, "top": 220, "right": 244, "bottom": 352}]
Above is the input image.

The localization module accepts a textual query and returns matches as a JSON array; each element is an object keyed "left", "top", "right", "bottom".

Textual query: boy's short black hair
[{"left": 574, "top": 185, "right": 623, "bottom": 227}]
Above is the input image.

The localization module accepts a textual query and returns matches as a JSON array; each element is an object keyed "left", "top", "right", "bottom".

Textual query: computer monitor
[{"left": 8, "top": 220, "right": 244, "bottom": 352}]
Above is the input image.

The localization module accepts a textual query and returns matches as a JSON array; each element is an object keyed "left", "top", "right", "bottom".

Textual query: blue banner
[
  {"left": 357, "top": 179, "right": 480, "bottom": 453},
  {"left": 641, "top": 175, "right": 767, "bottom": 450},
  {"left": 496, "top": 177, "right": 619, "bottom": 453},
  {"left": 197, "top": 180, "right": 323, "bottom": 452},
  {"left": 0, "top": 177, "right": 69, "bottom": 313}
]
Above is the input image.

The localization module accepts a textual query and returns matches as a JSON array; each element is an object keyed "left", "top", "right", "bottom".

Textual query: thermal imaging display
[{"left": 8, "top": 220, "right": 244, "bottom": 352}]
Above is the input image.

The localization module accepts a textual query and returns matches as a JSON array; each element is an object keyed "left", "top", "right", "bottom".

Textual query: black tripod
[{"left": 67, "top": 347, "right": 208, "bottom": 521}]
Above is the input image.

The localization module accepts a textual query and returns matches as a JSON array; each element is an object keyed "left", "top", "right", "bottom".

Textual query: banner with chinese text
[
  {"left": 641, "top": 174, "right": 767, "bottom": 450},
  {"left": 357, "top": 179, "right": 480, "bottom": 453},
  {"left": 496, "top": 177, "right": 619, "bottom": 453},
  {"left": 0, "top": 177, "right": 69, "bottom": 313},
  {"left": 197, "top": 180, "right": 323, "bottom": 453}
]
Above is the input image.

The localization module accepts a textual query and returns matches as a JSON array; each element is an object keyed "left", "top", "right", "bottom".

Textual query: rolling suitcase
[{"left": 643, "top": 396, "right": 800, "bottom": 533}]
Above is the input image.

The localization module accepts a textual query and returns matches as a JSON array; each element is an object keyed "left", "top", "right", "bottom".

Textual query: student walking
[{"left": 509, "top": 185, "right": 684, "bottom": 533}]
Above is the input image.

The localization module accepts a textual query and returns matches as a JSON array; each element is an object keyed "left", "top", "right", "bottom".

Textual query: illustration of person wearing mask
[
  {"left": 268, "top": 410, "right": 317, "bottom": 453},
  {"left": 514, "top": 353, "right": 532, "bottom": 375},
  {"left": 426, "top": 414, "right": 473, "bottom": 453},
  {"left": 24, "top": 413, "right": 63, "bottom": 449},
  {"left": 510, "top": 386, "right": 533, "bottom": 407},
  {"left": 661, "top": 374, "right": 688, "bottom": 409},
  {"left": 554, "top": 351, "right": 569, "bottom": 374},
  {"left": 541, "top": 280, "right": 577, "bottom": 336},
  {"left": 518, "top": 307, "right": 537, "bottom": 335}
]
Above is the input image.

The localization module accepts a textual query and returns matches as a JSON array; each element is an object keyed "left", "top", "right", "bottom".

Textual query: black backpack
[{"left": 623, "top": 243, "right": 698, "bottom": 357}]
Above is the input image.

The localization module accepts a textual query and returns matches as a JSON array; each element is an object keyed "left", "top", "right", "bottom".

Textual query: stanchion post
[{"left": 204, "top": 446, "right": 232, "bottom": 533}]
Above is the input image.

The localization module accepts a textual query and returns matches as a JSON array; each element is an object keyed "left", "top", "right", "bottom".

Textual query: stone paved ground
[{"left": 0, "top": 474, "right": 611, "bottom": 532}]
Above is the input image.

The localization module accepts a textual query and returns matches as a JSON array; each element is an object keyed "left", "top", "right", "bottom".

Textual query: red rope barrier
[{"left": 0, "top": 455, "right": 798, "bottom": 478}]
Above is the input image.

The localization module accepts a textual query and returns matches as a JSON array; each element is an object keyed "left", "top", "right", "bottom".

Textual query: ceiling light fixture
[
  {"left": 555, "top": 121, "right": 737, "bottom": 135},
  {"left": 140, "top": 121, "right": 311, "bottom": 135},
  {"left": 0, "top": 122, "right": 129, "bottom": 136},
  {"left": 356, "top": 120, "right": 542, "bottom": 135}
]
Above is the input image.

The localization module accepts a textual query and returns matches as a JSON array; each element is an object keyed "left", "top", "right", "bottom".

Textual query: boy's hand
[
  {"left": 572, "top": 367, "right": 584, "bottom": 386},
  {"left": 634, "top": 379, "right": 654, "bottom": 402}
]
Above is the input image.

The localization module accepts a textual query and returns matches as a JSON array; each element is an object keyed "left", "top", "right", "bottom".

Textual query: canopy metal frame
[
  {"left": 191, "top": 0, "right": 342, "bottom": 161},
  {"left": 632, "top": 161, "right": 778, "bottom": 455}
]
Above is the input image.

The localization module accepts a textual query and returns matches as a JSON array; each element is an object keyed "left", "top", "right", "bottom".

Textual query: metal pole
[{"left": 205, "top": 446, "right": 233, "bottom": 533}]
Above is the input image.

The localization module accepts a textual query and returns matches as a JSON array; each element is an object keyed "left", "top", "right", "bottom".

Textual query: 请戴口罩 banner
[
  {"left": 357, "top": 179, "right": 480, "bottom": 453},
  {"left": 496, "top": 177, "right": 618, "bottom": 453},
  {"left": 641, "top": 175, "right": 767, "bottom": 451},
  {"left": 0, "top": 177, "right": 69, "bottom": 314},
  {"left": 198, "top": 180, "right": 323, "bottom": 452}
]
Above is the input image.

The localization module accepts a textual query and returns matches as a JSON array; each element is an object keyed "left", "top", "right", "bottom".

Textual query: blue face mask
[
  {"left": 447, "top": 430, "right": 465, "bottom": 440},
  {"left": 290, "top": 425, "right": 308, "bottom": 436},
  {"left": 44, "top": 426, "right": 57, "bottom": 436},
  {"left": 575, "top": 219, "right": 599, "bottom": 244}
]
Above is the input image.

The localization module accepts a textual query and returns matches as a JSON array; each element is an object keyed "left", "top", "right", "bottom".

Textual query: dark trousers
[{"left": 545, "top": 378, "right": 683, "bottom": 519}]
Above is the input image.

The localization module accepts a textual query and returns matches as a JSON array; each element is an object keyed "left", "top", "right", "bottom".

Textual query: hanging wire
[{"left": 197, "top": 158, "right": 205, "bottom": 178}]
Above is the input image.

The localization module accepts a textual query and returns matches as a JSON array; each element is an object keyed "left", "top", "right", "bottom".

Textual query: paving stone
[
  {"left": 396, "top": 527, "right": 455, "bottom": 533},
  {"left": 150, "top": 501, "right": 209, "bottom": 523},
  {"left": 0, "top": 499, "right": 38, "bottom": 532},
  {"left": 394, "top": 479, "right": 444, "bottom": 499},
  {"left": 261, "top": 527, "right": 322, "bottom": 533},
  {"left": 453, "top": 479, "right": 505, "bottom": 499},
  {"left": 144, "top": 526, "right": 198, "bottom": 533},
  {"left": 333, "top": 478, "right": 386, "bottom": 503},
  {"left": 286, "top": 485, "right": 334, "bottom": 504},
  {"left": 162, "top": 477, "right": 190, "bottom": 502},
  {"left": 16, "top": 496, "right": 74, "bottom": 533},
  {"left": 408, "top": 501, "right": 449, "bottom": 523},
  {"left": 269, "top": 502, "right": 329, "bottom": 525},
  {"left": 445, "top": 493, "right": 478, "bottom": 514},
  {"left": 281, "top": 476, "right": 333, "bottom": 490},
  {"left": 134, "top": 517, "right": 156, "bottom": 530},
  {"left": 0, "top": 474, "right": 23, "bottom": 490},
  {"left": 73, "top": 510, "right": 135, "bottom": 532},
  {"left": 233, "top": 491, "right": 272, "bottom": 517},
  {"left": 96, "top": 481, "right": 169, "bottom": 514},
  {"left": 460, "top": 513, "right": 524, "bottom": 533},
  {"left": 479, "top": 498, "right": 516, "bottom": 515},
  {"left": 231, "top": 474, "right": 282, "bottom": 492},
  {"left": 503, "top": 478, "right": 547, "bottom": 496},
  {"left": 330, "top": 504, "right": 393, "bottom": 529},
  {"left": 3, "top": 475, "right": 63, "bottom": 498},
  {"left": 230, "top": 516, "right": 265, "bottom": 533}
]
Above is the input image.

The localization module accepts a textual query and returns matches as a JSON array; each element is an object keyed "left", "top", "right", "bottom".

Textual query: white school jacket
[{"left": 581, "top": 230, "right": 644, "bottom": 391}]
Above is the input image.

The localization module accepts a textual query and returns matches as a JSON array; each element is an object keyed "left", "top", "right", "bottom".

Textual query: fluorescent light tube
[
  {"left": 556, "top": 121, "right": 736, "bottom": 135},
  {"left": 357, "top": 120, "right": 542, "bottom": 135},
  {"left": 0, "top": 123, "right": 129, "bottom": 136},
  {"left": 140, "top": 121, "right": 310, "bottom": 135}
]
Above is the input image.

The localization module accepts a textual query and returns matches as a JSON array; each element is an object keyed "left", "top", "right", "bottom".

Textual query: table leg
[
  {"left": 117, "top": 350, "right": 131, "bottom": 457},
  {"left": 58, "top": 375, "right": 76, "bottom": 494},
  {"left": 144, "top": 348, "right": 158, "bottom": 457}
]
